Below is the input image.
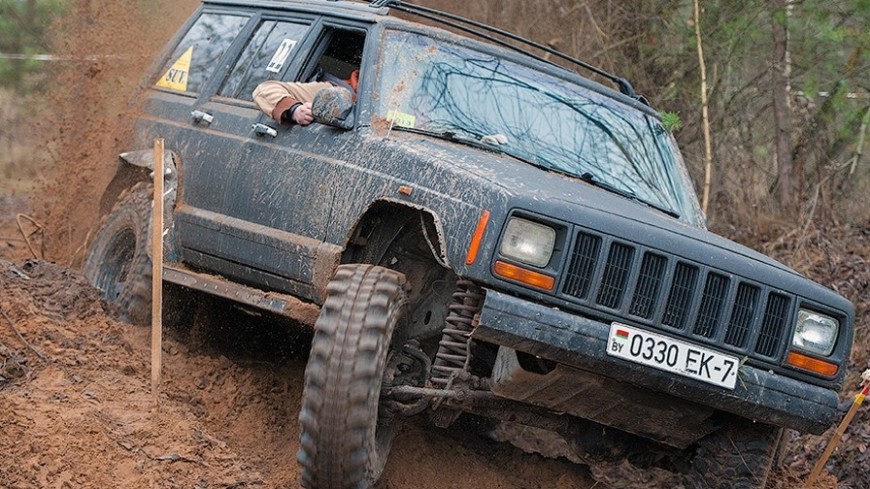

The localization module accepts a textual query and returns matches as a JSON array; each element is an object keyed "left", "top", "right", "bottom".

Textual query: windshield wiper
[
  {"left": 390, "top": 126, "right": 565, "bottom": 175},
  {"left": 388, "top": 125, "right": 515, "bottom": 154},
  {"left": 580, "top": 172, "right": 680, "bottom": 219}
]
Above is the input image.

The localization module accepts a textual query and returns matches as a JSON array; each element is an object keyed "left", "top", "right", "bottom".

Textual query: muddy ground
[{"left": 0, "top": 200, "right": 600, "bottom": 489}]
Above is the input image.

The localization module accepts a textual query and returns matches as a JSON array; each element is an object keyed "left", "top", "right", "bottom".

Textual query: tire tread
[{"left": 298, "top": 264, "right": 407, "bottom": 489}]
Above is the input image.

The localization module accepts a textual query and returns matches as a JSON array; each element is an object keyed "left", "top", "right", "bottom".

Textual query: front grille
[
  {"left": 662, "top": 263, "right": 698, "bottom": 329},
  {"left": 756, "top": 293, "right": 791, "bottom": 357},
  {"left": 560, "top": 229, "right": 795, "bottom": 362},
  {"left": 563, "top": 232, "right": 601, "bottom": 300},
  {"left": 596, "top": 243, "right": 634, "bottom": 309},
  {"left": 629, "top": 253, "right": 666, "bottom": 319},
  {"left": 724, "top": 283, "right": 759, "bottom": 348},
  {"left": 693, "top": 273, "right": 729, "bottom": 338}
]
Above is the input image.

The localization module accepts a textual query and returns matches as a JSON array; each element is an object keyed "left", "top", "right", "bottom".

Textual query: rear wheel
[
  {"left": 686, "top": 418, "right": 782, "bottom": 489},
  {"left": 83, "top": 183, "right": 152, "bottom": 325},
  {"left": 298, "top": 264, "right": 409, "bottom": 489}
]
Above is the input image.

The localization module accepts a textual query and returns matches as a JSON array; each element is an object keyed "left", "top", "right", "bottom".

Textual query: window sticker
[
  {"left": 156, "top": 46, "right": 193, "bottom": 91},
  {"left": 387, "top": 110, "right": 416, "bottom": 129},
  {"left": 266, "top": 38, "right": 298, "bottom": 73}
]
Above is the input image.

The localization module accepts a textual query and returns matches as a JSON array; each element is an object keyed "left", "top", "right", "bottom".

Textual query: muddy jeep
[{"left": 84, "top": 1, "right": 854, "bottom": 488}]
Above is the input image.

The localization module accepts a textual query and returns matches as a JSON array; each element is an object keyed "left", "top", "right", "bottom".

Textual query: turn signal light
[
  {"left": 465, "top": 210, "right": 491, "bottom": 265},
  {"left": 494, "top": 260, "right": 555, "bottom": 291},
  {"left": 786, "top": 351, "right": 839, "bottom": 377}
]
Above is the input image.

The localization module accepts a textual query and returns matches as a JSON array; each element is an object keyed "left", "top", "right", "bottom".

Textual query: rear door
[{"left": 138, "top": 6, "right": 253, "bottom": 259}]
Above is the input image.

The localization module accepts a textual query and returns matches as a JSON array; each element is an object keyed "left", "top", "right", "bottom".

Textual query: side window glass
[
  {"left": 155, "top": 13, "right": 248, "bottom": 94},
  {"left": 219, "top": 21, "right": 311, "bottom": 101}
]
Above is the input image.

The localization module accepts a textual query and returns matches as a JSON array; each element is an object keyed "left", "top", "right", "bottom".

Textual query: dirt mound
[{"left": 0, "top": 259, "right": 267, "bottom": 488}]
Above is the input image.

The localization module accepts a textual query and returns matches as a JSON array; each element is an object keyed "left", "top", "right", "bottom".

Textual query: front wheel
[{"left": 298, "top": 264, "right": 409, "bottom": 489}]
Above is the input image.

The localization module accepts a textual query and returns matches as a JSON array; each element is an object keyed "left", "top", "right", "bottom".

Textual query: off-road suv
[{"left": 84, "top": 1, "right": 855, "bottom": 488}]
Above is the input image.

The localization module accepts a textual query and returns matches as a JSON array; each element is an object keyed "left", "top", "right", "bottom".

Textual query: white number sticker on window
[{"left": 266, "top": 38, "right": 298, "bottom": 73}]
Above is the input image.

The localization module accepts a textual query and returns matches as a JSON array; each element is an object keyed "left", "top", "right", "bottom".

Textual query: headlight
[
  {"left": 499, "top": 218, "right": 556, "bottom": 268},
  {"left": 792, "top": 309, "right": 839, "bottom": 356}
]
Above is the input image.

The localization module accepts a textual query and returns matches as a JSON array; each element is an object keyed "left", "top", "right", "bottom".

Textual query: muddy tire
[
  {"left": 298, "top": 264, "right": 408, "bottom": 489},
  {"left": 686, "top": 418, "right": 782, "bottom": 489},
  {"left": 83, "top": 183, "right": 152, "bottom": 325}
]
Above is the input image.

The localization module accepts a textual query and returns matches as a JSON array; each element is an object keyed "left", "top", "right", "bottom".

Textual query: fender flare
[
  {"left": 118, "top": 148, "right": 180, "bottom": 177},
  {"left": 346, "top": 198, "right": 450, "bottom": 270},
  {"left": 100, "top": 148, "right": 182, "bottom": 213},
  {"left": 102, "top": 148, "right": 183, "bottom": 262}
]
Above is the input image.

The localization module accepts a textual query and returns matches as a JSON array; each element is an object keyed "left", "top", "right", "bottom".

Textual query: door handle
[
  {"left": 252, "top": 123, "right": 278, "bottom": 138},
  {"left": 191, "top": 110, "right": 214, "bottom": 125}
]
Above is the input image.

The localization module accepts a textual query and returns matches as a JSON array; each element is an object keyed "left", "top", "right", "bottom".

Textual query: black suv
[{"left": 84, "top": 1, "right": 855, "bottom": 488}]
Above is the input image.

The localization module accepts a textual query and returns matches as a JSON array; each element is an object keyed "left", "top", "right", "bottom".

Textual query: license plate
[{"left": 606, "top": 323, "right": 739, "bottom": 390}]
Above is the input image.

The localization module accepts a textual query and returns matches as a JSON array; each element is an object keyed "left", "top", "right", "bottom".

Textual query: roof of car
[
  {"left": 202, "top": 0, "right": 643, "bottom": 102},
  {"left": 204, "top": 0, "right": 390, "bottom": 17}
]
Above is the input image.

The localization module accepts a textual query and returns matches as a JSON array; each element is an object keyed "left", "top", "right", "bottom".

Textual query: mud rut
[{"left": 0, "top": 207, "right": 605, "bottom": 489}]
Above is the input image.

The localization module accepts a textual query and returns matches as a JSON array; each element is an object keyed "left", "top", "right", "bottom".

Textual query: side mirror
[{"left": 312, "top": 86, "right": 355, "bottom": 130}]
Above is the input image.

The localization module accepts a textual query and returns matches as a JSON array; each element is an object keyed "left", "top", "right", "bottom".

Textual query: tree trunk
[
  {"left": 771, "top": 0, "right": 794, "bottom": 213},
  {"left": 694, "top": 0, "right": 714, "bottom": 217}
]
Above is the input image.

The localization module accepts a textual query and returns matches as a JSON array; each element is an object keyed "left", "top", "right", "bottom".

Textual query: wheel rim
[
  {"left": 375, "top": 349, "right": 402, "bottom": 461},
  {"left": 94, "top": 227, "right": 136, "bottom": 301},
  {"left": 376, "top": 340, "right": 428, "bottom": 469}
]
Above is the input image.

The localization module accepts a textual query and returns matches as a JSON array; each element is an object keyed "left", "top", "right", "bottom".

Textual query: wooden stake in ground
[
  {"left": 804, "top": 370, "right": 870, "bottom": 487},
  {"left": 151, "top": 138, "right": 165, "bottom": 410}
]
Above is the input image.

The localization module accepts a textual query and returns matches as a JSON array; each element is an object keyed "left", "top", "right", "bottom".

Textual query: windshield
[{"left": 375, "top": 29, "right": 701, "bottom": 224}]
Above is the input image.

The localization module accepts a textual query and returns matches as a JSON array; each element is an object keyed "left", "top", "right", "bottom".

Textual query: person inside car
[{"left": 253, "top": 68, "right": 359, "bottom": 126}]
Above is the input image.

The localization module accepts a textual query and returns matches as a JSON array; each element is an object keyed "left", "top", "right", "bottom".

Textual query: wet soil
[{"left": 0, "top": 251, "right": 599, "bottom": 489}]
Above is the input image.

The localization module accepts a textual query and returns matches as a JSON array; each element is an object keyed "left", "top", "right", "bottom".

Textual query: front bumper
[{"left": 473, "top": 289, "right": 839, "bottom": 435}]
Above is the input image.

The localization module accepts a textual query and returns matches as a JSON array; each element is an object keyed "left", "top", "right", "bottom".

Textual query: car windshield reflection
[{"left": 377, "top": 30, "right": 698, "bottom": 223}]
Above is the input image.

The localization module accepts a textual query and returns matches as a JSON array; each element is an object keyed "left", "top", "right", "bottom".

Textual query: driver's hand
[{"left": 293, "top": 103, "right": 314, "bottom": 126}]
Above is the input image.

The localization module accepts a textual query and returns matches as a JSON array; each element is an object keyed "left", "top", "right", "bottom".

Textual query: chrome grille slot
[
  {"left": 629, "top": 253, "right": 666, "bottom": 319},
  {"left": 596, "top": 243, "right": 635, "bottom": 309},
  {"left": 662, "top": 263, "right": 699, "bottom": 329},
  {"left": 724, "top": 283, "right": 759, "bottom": 348},
  {"left": 563, "top": 232, "right": 601, "bottom": 300},
  {"left": 693, "top": 273, "right": 730, "bottom": 338},
  {"left": 755, "top": 293, "right": 791, "bottom": 357}
]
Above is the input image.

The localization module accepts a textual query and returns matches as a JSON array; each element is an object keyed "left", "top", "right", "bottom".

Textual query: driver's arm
[{"left": 253, "top": 80, "right": 332, "bottom": 125}]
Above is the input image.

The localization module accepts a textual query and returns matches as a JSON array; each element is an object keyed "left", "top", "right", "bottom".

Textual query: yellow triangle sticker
[{"left": 156, "top": 46, "right": 193, "bottom": 91}]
